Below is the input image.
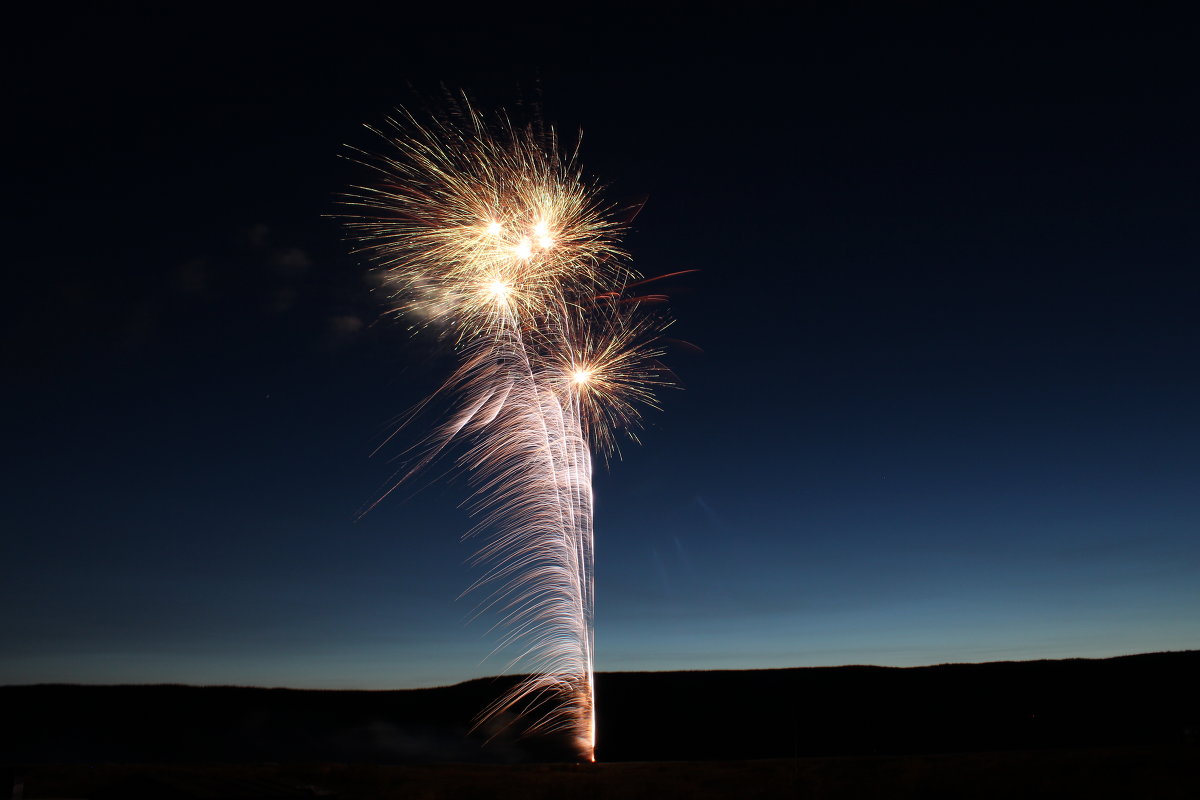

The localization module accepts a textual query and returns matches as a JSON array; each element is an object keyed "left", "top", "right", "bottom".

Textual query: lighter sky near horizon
[{"left": 4, "top": 5, "right": 1198, "bottom": 689}]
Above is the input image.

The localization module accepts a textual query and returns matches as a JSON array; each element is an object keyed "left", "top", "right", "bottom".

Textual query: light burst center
[{"left": 486, "top": 279, "right": 511, "bottom": 303}]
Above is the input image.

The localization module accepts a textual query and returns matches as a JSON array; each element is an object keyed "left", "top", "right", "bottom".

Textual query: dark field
[
  {"left": 16, "top": 747, "right": 1200, "bottom": 799},
  {"left": 5, "top": 653, "right": 1199, "bottom": 798},
  {"left": 5, "top": 652, "right": 1198, "bottom": 764}
]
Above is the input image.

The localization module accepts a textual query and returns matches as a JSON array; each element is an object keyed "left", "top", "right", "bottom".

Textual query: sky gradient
[{"left": 4, "top": 5, "right": 1198, "bottom": 688}]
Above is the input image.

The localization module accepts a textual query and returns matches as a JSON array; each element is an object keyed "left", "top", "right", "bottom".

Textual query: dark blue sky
[{"left": 4, "top": 5, "right": 1198, "bottom": 688}]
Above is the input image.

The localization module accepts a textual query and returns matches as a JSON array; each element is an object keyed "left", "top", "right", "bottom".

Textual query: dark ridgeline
[
  {"left": 596, "top": 651, "right": 1200, "bottom": 761},
  {"left": 2, "top": 651, "right": 1196, "bottom": 765}
]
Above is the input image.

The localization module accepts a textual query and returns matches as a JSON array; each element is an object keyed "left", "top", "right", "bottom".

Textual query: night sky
[{"left": 5, "top": 5, "right": 1198, "bottom": 689}]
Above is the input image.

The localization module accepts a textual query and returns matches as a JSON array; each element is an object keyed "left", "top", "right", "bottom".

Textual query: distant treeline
[{"left": 3, "top": 651, "right": 1197, "bottom": 763}]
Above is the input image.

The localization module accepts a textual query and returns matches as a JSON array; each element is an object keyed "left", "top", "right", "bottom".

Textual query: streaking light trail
[{"left": 341, "top": 97, "right": 678, "bottom": 761}]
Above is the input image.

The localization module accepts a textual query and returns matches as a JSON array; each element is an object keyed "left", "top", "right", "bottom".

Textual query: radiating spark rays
[{"left": 342, "top": 96, "right": 677, "bottom": 761}]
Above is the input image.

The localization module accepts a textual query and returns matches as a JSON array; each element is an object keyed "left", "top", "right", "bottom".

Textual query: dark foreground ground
[
  {"left": 6, "top": 653, "right": 1199, "bottom": 797},
  {"left": 15, "top": 746, "right": 1200, "bottom": 799},
  {"left": 6, "top": 652, "right": 1199, "bottom": 764}
]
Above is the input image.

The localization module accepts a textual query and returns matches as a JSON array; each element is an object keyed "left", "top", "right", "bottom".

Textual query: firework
[{"left": 343, "top": 96, "right": 674, "bottom": 761}]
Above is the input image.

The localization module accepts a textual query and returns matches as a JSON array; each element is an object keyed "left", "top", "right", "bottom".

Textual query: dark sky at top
[{"left": 3, "top": 4, "right": 1198, "bottom": 688}]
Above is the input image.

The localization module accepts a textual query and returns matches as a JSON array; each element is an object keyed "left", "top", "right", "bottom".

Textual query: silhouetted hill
[
  {"left": 597, "top": 651, "right": 1199, "bottom": 761},
  {"left": 3, "top": 651, "right": 1196, "bottom": 764}
]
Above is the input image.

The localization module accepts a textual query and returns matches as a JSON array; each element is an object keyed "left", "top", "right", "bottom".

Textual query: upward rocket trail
[{"left": 341, "top": 96, "right": 676, "bottom": 760}]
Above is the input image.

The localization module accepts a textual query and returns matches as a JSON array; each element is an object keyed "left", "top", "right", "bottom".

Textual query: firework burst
[{"left": 342, "top": 96, "right": 676, "bottom": 761}]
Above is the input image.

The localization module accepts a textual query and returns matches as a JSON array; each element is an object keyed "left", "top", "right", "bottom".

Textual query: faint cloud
[
  {"left": 271, "top": 247, "right": 311, "bottom": 276},
  {"left": 328, "top": 314, "right": 364, "bottom": 335},
  {"left": 694, "top": 495, "right": 723, "bottom": 528},
  {"left": 364, "top": 270, "right": 390, "bottom": 289},
  {"left": 267, "top": 287, "right": 298, "bottom": 314},
  {"left": 320, "top": 314, "right": 365, "bottom": 351},
  {"left": 246, "top": 223, "right": 271, "bottom": 247},
  {"left": 174, "top": 258, "right": 209, "bottom": 296},
  {"left": 118, "top": 303, "right": 158, "bottom": 352}
]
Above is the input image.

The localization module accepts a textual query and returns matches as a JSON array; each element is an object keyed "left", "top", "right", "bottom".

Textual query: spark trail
[{"left": 342, "top": 97, "right": 675, "bottom": 760}]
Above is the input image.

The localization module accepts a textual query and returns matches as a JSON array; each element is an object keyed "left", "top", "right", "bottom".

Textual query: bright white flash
[{"left": 487, "top": 280, "right": 511, "bottom": 302}]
